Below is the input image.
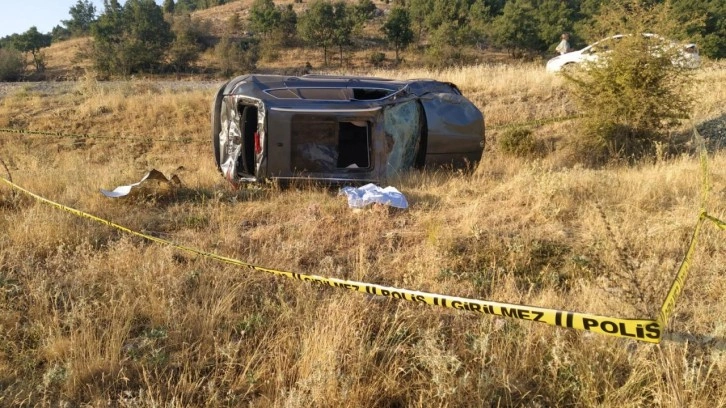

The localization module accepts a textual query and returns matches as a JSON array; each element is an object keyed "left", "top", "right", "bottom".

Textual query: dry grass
[
  {"left": 41, "top": 37, "right": 95, "bottom": 80},
  {"left": 0, "top": 64, "right": 725, "bottom": 407}
]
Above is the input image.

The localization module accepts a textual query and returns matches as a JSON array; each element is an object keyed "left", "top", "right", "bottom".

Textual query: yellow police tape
[
  {"left": 704, "top": 213, "right": 725, "bottom": 230},
  {"left": 658, "top": 212, "right": 705, "bottom": 327},
  {"left": 1, "top": 176, "right": 724, "bottom": 344},
  {"left": 658, "top": 136, "right": 726, "bottom": 326}
]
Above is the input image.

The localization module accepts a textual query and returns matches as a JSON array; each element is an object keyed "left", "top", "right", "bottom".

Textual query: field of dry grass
[{"left": 0, "top": 64, "right": 724, "bottom": 407}]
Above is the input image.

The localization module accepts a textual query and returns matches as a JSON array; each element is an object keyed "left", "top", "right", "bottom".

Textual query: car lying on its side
[
  {"left": 545, "top": 33, "right": 701, "bottom": 73},
  {"left": 212, "top": 74, "right": 485, "bottom": 184}
]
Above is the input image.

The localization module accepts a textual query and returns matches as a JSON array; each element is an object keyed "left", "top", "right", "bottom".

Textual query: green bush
[
  {"left": 562, "top": 1, "right": 695, "bottom": 163},
  {"left": 215, "top": 37, "right": 259, "bottom": 76},
  {"left": 368, "top": 51, "right": 385, "bottom": 67},
  {"left": 498, "top": 127, "right": 538, "bottom": 157},
  {"left": 0, "top": 47, "right": 25, "bottom": 81}
]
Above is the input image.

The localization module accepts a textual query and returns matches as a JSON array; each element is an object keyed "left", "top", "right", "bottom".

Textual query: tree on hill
[
  {"left": 173, "top": 0, "right": 227, "bottom": 13},
  {"left": 299, "top": 0, "right": 336, "bottom": 66},
  {"left": 121, "top": 0, "right": 173, "bottom": 73},
  {"left": 168, "top": 13, "right": 206, "bottom": 72},
  {"left": 490, "top": 0, "right": 540, "bottom": 57},
  {"left": 279, "top": 4, "right": 298, "bottom": 46},
  {"left": 91, "top": 0, "right": 124, "bottom": 74},
  {"left": 249, "top": 0, "right": 282, "bottom": 39},
  {"left": 424, "top": 0, "right": 487, "bottom": 47},
  {"left": 92, "top": 0, "right": 172, "bottom": 75},
  {"left": 215, "top": 37, "right": 259, "bottom": 76},
  {"left": 13, "top": 27, "right": 52, "bottom": 72},
  {"left": 163, "top": 0, "right": 176, "bottom": 14},
  {"left": 175, "top": 0, "right": 197, "bottom": 13},
  {"left": 352, "top": 0, "right": 378, "bottom": 26},
  {"left": 62, "top": 0, "right": 97, "bottom": 37},
  {"left": 382, "top": 7, "right": 414, "bottom": 62},
  {"left": 407, "top": 0, "right": 433, "bottom": 45},
  {"left": 51, "top": 25, "right": 71, "bottom": 43},
  {"left": 331, "top": 2, "right": 356, "bottom": 66}
]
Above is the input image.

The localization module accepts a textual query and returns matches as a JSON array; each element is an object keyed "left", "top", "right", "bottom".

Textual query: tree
[
  {"left": 490, "top": 0, "right": 540, "bottom": 57},
  {"left": 51, "top": 25, "right": 71, "bottom": 43},
  {"left": 92, "top": 0, "right": 172, "bottom": 75},
  {"left": 249, "top": 0, "right": 282, "bottom": 39},
  {"left": 0, "top": 34, "right": 20, "bottom": 50},
  {"left": 562, "top": 0, "right": 696, "bottom": 163},
  {"left": 279, "top": 5, "right": 298, "bottom": 46},
  {"left": 467, "top": 0, "right": 497, "bottom": 46},
  {"left": 670, "top": 0, "right": 726, "bottom": 59},
  {"left": 14, "top": 27, "right": 52, "bottom": 72},
  {"left": 91, "top": 0, "right": 125, "bottom": 75},
  {"left": 425, "top": 0, "right": 477, "bottom": 46},
  {"left": 331, "top": 2, "right": 355, "bottom": 66},
  {"left": 0, "top": 47, "right": 25, "bottom": 81},
  {"left": 163, "top": 0, "right": 176, "bottom": 14},
  {"left": 62, "top": 0, "right": 97, "bottom": 36},
  {"left": 352, "top": 0, "right": 377, "bottom": 26},
  {"left": 408, "top": 0, "right": 434, "bottom": 45},
  {"left": 215, "top": 37, "right": 259, "bottom": 76},
  {"left": 168, "top": 14, "right": 203, "bottom": 72},
  {"left": 122, "top": 0, "right": 172, "bottom": 73},
  {"left": 194, "top": 0, "right": 226, "bottom": 9},
  {"left": 533, "top": 0, "right": 572, "bottom": 52},
  {"left": 175, "top": 0, "right": 197, "bottom": 13},
  {"left": 382, "top": 7, "right": 413, "bottom": 62},
  {"left": 298, "top": 0, "right": 336, "bottom": 66}
]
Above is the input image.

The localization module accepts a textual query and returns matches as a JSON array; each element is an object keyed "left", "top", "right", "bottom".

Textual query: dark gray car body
[{"left": 212, "top": 74, "right": 484, "bottom": 184}]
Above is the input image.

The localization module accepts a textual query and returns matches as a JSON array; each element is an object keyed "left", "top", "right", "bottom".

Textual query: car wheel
[{"left": 211, "top": 82, "right": 228, "bottom": 173}]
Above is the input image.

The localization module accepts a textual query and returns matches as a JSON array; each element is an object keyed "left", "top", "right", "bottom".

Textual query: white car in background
[{"left": 545, "top": 33, "right": 701, "bottom": 73}]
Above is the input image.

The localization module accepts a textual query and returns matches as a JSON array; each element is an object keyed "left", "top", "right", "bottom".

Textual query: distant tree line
[
  {"left": 393, "top": 0, "right": 724, "bottom": 63},
  {"left": 163, "top": 0, "right": 231, "bottom": 14},
  {"left": 0, "top": 0, "right": 724, "bottom": 80}
]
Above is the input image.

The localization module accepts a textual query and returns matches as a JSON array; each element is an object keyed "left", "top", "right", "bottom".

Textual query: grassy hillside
[
  {"left": 37, "top": 0, "right": 522, "bottom": 80},
  {"left": 0, "top": 63, "right": 724, "bottom": 406}
]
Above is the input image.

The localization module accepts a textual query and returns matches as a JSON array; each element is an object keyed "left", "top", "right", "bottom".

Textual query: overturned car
[{"left": 212, "top": 74, "right": 484, "bottom": 184}]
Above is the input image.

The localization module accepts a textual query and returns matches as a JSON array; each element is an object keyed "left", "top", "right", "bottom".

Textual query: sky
[{"left": 0, "top": 0, "right": 163, "bottom": 38}]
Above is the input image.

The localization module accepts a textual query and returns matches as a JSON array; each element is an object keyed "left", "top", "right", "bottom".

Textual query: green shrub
[
  {"left": 368, "top": 51, "right": 385, "bottom": 67},
  {"left": 562, "top": 1, "right": 695, "bottom": 163},
  {"left": 0, "top": 47, "right": 25, "bottom": 81},
  {"left": 214, "top": 37, "right": 259, "bottom": 76},
  {"left": 498, "top": 127, "right": 538, "bottom": 157}
]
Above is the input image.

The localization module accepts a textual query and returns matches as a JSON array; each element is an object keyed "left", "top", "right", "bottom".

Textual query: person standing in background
[{"left": 556, "top": 33, "right": 572, "bottom": 55}]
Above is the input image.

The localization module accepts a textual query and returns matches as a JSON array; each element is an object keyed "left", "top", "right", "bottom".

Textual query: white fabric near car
[{"left": 340, "top": 183, "right": 408, "bottom": 209}]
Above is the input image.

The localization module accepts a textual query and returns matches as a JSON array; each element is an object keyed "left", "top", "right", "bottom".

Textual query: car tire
[{"left": 211, "top": 82, "right": 228, "bottom": 173}]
